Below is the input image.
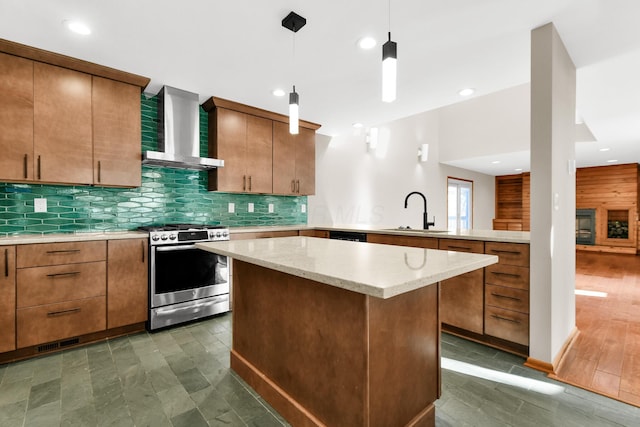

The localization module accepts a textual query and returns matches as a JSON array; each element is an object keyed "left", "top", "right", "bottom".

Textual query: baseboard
[{"left": 524, "top": 327, "right": 580, "bottom": 375}]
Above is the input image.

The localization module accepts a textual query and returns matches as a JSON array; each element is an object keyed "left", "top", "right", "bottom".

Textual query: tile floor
[{"left": 0, "top": 313, "right": 638, "bottom": 426}]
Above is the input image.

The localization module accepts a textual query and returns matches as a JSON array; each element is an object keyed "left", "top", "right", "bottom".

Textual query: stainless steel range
[{"left": 139, "top": 224, "right": 230, "bottom": 330}]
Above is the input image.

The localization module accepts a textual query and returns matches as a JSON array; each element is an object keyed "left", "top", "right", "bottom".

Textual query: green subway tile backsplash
[{"left": 0, "top": 94, "right": 307, "bottom": 236}]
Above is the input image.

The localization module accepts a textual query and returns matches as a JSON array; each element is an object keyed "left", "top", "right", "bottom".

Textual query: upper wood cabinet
[
  {"left": 92, "top": 76, "right": 142, "bottom": 187},
  {"left": 34, "top": 62, "right": 93, "bottom": 185},
  {"left": 0, "top": 246, "right": 16, "bottom": 353},
  {"left": 0, "top": 52, "right": 34, "bottom": 181},
  {"left": 273, "top": 121, "right": 315, "bottom": 195},
  {"left": 209, "top": 108, "right": 273, "bottom": 193},
  {"left": 0, "top": 39, "right": 149, "bottom": 187},
  {"left": 203, "top": 96, "right": 320, "bottom": 195}
]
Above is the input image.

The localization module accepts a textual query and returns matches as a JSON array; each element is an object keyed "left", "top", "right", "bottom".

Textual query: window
[{"left": 448, "top": 178, "right": 473, "bottom": 231}]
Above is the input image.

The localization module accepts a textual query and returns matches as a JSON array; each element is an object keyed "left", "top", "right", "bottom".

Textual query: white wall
[{"left": 309, "top": 110, "right": 495, "bottom": 230}]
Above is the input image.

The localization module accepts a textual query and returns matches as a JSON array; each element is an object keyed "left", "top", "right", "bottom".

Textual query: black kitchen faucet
[{"left": 404, "top": 191, "right": 436, "bottom": 230}]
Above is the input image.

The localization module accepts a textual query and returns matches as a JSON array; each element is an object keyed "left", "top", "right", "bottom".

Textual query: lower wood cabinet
[
  {"left": 438, "top": 239, "right": 485, "bottom": 335},
  {"left": 366, "top": 233, "right": 438, "bottom": 249},
  {"left": 107, "top": 239, "right": 148, "bottom": 329},
  {"left": 0, "top": 246, "right": 16, "bottom": 353}
]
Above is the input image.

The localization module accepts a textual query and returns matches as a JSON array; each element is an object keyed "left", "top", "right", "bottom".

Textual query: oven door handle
[
  {"left": 155, "top": 244, "right": 199, "bottom": 252},
  {"left": 155, "top": 296, "right": 228, "bottom": 315}
]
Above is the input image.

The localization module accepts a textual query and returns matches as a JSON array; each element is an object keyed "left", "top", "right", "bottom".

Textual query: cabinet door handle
[
  {"left": 296, "top": 180, "right": 300, "bottom": 193},
  {"left": 491, "top": 271, "right": 521, "bottom": 278},
  {"left": 47, "top": 307, "right": 81, "bottom": 317},
  {"left": 97, "top": 160, "right": 101, "bottom": 183},
  {"left": 37, "top": 155, "right": 41, "bottom": 180},
  {"left": 491, "top": 292, "right": 521, "bottom": 301},
  {"left": 291, "top": 180, "right": 295, "bottom": 192},
  {"left": 243, "top": 175, "right": 246, "bottom": 191},
  {"left": 141, "top": 241, "right": 145, "bottom": 263},
  {"left": 4, "top": 249, "right": 8, "bottom": 277},
  {"left": 248, "top": 176, "right": 252, "bottom": 191},
  {"left": 23, "top": 154, "right": 28, "bottom": 179},
  {"left": 46, "top": 249, "right": 81, "bottom": 254},
  {"left": 491, "top": 314, "right": 520, "bottom": 324},
  {"left": 46, "top": 271, "right": 80, "bottom": 278}
]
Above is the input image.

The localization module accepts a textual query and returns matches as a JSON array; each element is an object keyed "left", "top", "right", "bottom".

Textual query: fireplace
[{"left": 576, "top": 209, "right": 595, "bottom": 245}]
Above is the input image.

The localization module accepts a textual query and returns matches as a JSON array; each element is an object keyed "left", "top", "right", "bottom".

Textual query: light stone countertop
[
  {"left": 0, "top": 231, "right": 148, "bottom": 245},
  {"left": 197, "top": 236, "right": 498, "bottom": 299}
]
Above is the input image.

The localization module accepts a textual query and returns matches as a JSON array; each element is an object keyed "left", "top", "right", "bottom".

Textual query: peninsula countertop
[{"left": 197, "top": 236, "right": 498, "bottom": 299}]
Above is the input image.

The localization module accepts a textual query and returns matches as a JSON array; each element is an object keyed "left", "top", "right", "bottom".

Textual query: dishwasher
[{"left": 328, "top": 230, "right": 368, "bottom": 242}]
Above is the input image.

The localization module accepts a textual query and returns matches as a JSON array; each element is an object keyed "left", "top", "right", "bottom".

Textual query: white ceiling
[{"left": 2, "top": 0, "right": 640, "bottom": 175}]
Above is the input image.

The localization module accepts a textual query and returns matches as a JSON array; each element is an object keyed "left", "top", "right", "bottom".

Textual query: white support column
[{"left": 529, "top": 23, "right": 577, "bottom": 367}]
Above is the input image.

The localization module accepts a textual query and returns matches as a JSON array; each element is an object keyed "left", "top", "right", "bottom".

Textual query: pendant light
[
  {"left": 382, "top": 1, "right": 397, "bottom": 103},
  {"left": 282, "top": 12, "right": 306, "bottom": 135}
]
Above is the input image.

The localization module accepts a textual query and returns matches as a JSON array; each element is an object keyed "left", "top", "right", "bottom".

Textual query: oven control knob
[
  {"left": 168, "top": 234, "right": 176, "bottom": 240},
  {"left": 222, "top": 230, "right": 229, "bottom": 237},
  {"left": 216, "top": 231, "right": 222, "bottom": 238},
  {"left": 160, "top": 234, "right": 168, "bottom": 240},
  {"left": 151, "top": 235, "right": 160, "bottom": 241}
]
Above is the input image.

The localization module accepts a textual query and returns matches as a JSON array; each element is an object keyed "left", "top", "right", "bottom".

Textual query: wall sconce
[
  {"left": 366, "top": 127, "right": 379, "bottom": 152},
  {"left": 418, "top": 143, "right": 429, "bottom": 162}
]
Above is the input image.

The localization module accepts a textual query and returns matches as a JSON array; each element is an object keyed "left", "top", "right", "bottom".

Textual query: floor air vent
[{"left": 37, "top": 337, "right": 80, "bottom": 353}]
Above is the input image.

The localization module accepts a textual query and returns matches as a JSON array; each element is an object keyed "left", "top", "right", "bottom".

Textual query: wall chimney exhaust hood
[{"left": 142, "top": 86, "right": 224, "bottom": 170}]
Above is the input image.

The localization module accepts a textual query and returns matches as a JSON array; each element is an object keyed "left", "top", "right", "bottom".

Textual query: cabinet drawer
[
  {"left": 17, "top": 296, "right": 106, "bottom": 348},
  {"left": 438, "top": 239, "right": 484, "bottom": 254},
  {"left": 366, "top": 234, "right": 438, "bottom": 249},
  {"left": 485, "top": 264, "right": 529, "bottom": 290},
  {"left": 485, "top": 306, "right": 529, "bottom": 346},
  {"left": 485, "top": 284, "right": 529, "bottom": 313},
  {"left": 17, "top": 241, "right": 106, "bottom": 268},
  {"left": 484, "top": 242, "right": 529, "bottom": 267},
  {"left": 17, "top": 261, "right": 106, "bottom": 308}
]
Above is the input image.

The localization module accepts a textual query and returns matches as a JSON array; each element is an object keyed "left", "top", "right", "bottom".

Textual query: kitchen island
[{"left": 197, "top": 236, "right": 497, "bottom": 427}]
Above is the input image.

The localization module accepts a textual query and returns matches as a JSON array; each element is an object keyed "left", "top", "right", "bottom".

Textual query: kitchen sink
[{"left": 382, "top": 228, "right": 449, "bottom": 233}]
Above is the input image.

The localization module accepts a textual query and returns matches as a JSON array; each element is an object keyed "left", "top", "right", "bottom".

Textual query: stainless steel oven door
[{"left": 150, "top": 244, "right": 229, "bottom": 308}]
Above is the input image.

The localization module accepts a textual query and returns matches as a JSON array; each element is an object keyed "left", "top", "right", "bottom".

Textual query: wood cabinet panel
[
  {"left": 231, "top": 230, "right": 299, "bottom": 240},
  {"left": 485, "top": 305, "right": 529, "bottom": 346},
  {"left": 485, "top": 284, "right": 529, "bottom": 314},
  {"left": 273, "top": 122, "right": 316, "bottom": 195},
  {"left": 366, "top": 233, "right": 438, "bottom": 249},
  {"left": 107, "top": 239, "right": 148, "bottom": 328},
  {"left": 245, "top": 115, "right": 273, "bottom": 193},
  {"left": 34, "top": 62, "right": 93, "bottom": 185},
  {"left": 0, "top": 52, "right": 34, "bottom": 182},
  {"left": 17, "top": 241, "right": 106, "bottom": 268},
  {"left": 0, "top": 247, "right": 16, "bottom": 353},
  {"left": 298, "top": 229, "right": 330, "bottom": 238},
  {"left": 485, "top": 264, "right": 530, "bottom": 289},
  {"left": 17, "top": 261, "right": 106, "bottom": 308},
  {"left": 17, "top": 296, "right": 106, "bottom": 348},
  {"left": 439, "top": 238, "right": 484, "bottom": 334},
  {"left": 485, "top": 242, "right": 529, "bottom": 267},
  {"left": 92, "top": 76, "right": 141, "bottom": 187}
]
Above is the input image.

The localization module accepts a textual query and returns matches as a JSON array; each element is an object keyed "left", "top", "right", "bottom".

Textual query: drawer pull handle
[
  {"left": 141, "top": 241, "right": 145, "bottom": 263},
  {"left": 47, "top": 308, "right": 81, "bottom": 317},
  {"left": 296, "top": 180, "right": 300, "bottom": 193},
  {"left": 37, "top": 155, "right": 41, "bottom": 180},
  {"left": 491, "top": 314, "right": 520, "bottom": 324},
  {"left": 491, "top": 271, "right": 520, "bottom": 278},
  {"left": 45, "top": 249, "right": 81, "bottom": 254},
  {"left": 248, "top": 176, "right": 252, "bottom": 191},
  {"left": 448, "top": 246, "right": 471, "bottom": 251},
  {"left": 291, "top": 180, "right": 295, "bottom": 192},
  {"left": 490, "top": 249, "right": 521, "bottom": 255},
  {"left": 46, "top": 271, "right": 80, "bottom": 278},
  {"left": 243, "top": 175, "right": 246, "bottom": 191},
  {"left": 23, "top": 154, "right": 28, "bottom": 179},
  {"left": 4, "top": 248, "right": 8, "bottom": 277},
  {"left": 491, "top": 292, "right": 521, "bottom": 301}
]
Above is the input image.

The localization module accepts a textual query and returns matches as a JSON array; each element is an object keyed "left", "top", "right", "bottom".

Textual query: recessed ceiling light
[
  {"left": 64, "top": 20, "right": 91, "bottom": 35},
  {"left": 599, "top": 147, "right": 610, "bottom": 152},
  {"left": 272, "top": 89, "right": 285, "bottom": 97},
  {"left": 491, "top": 160, "right": 501, "bottom": 164},
  {"left": 607, "top": 159, "right": 618, "bottom": 163},
  {"left": 458, "top": 88, "right": 475, "bottom": 97},
  {"left": 515, "top": 168, "right": 523, "bottom": 172},
  {"left": 352, "top": 122, "right": 363, "bottom": 128},
  {"left": 357, "top": 37, "right": 376, "bottom": 50}
]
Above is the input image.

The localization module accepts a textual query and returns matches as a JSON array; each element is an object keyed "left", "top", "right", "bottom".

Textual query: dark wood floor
[{"left": 552, "top": 251, "right": 640, "bottom": 406}]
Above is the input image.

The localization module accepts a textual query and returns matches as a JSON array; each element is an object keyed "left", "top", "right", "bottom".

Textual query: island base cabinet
[
  {"left": 231, "top": 260, "right": 439, "bottom": 427},
  {"left": 0, "top": 247, "right": 16, "bottom": 353},
  {"left": 17, "top": 296, "right": 106, "bottom": 349},
  {"left": 440, "top": 269, "right": 484, "bottom": 334}
]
